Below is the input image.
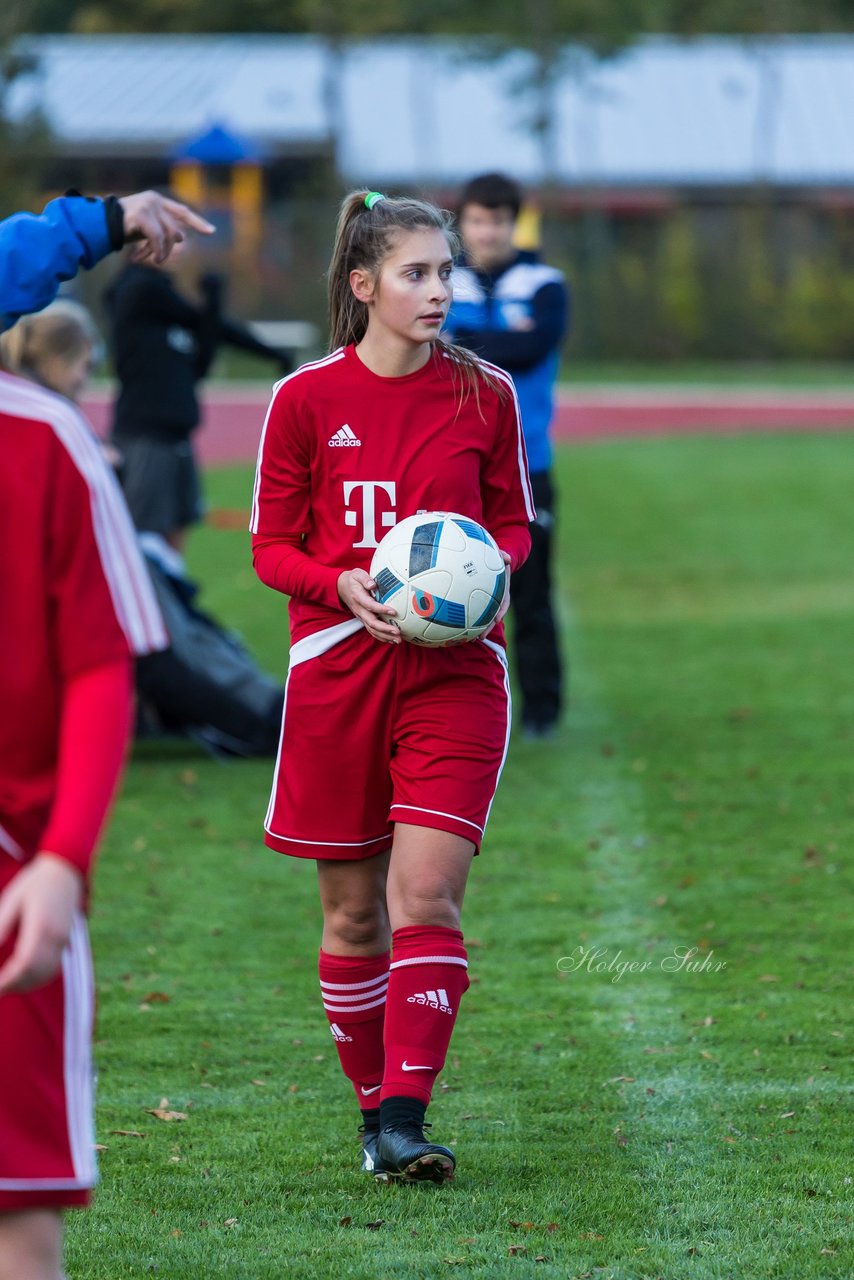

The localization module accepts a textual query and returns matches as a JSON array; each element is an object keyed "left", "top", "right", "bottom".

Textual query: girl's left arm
[{"left": 480, "top": 383, "right": 535, "bottom": 571}]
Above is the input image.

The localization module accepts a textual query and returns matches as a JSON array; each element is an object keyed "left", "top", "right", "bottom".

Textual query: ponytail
[{"left": 327, "top": 190, "right": 507, "bottom": 412}]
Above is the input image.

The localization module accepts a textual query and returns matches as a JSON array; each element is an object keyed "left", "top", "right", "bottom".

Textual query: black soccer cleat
[
  {"left": 374, "top": 1120, "right": 455, "bottom": 1183},
  {"left": 358, "top": 1122, "right": 382, "bottom": 1175}
]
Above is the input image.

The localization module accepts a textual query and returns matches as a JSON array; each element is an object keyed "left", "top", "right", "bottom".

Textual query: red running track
[{"left": 81, "top": 385, "right": 854, "bottom": 466}]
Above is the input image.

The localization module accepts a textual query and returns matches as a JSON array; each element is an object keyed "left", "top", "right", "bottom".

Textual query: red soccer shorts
[
  {"left": 263, "top": 620, "right": 512, "bottom": 860},
  {"left": 0, "top": 853, "right": 96, "bottom": 1212}
]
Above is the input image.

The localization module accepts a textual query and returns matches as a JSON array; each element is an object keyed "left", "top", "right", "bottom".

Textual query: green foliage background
[{"left": 19, "top": 0, "right": 854, "bottom": 38}]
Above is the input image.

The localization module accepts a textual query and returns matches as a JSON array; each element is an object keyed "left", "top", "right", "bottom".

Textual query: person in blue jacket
[
  {"left": 1, "top": 188, "right": 214, "bottom": 332},
  {"left": 446, "top": 172, "right": 568, "bottom": 737}
]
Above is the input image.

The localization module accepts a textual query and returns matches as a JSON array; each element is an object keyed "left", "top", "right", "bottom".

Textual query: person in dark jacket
[
  {"left": 445, "top": 172, "right": 569, "bottom": 738},
  {"left": 106, "top": 239, "right": 291, "bottom": 551}
]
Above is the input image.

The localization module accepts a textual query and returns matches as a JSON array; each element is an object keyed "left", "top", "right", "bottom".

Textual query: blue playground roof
[{"left": 7, "top": 33, "right": 854, "bottom": 187}]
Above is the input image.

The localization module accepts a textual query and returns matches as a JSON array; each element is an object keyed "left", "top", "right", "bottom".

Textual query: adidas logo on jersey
[
  {"left": 329, "top": 1022, "right": 353, "bottom": 1042},
  {"left": 328, "top": 425, "right": 362, "bottom": 447},
  {"left": 406, "top": 988, "right": 453, "bottom": 1014}
]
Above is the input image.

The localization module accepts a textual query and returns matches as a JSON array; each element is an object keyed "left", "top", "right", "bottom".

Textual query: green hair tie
[{"left": 364, "top": 191, "right": 386, "bottom": 210}]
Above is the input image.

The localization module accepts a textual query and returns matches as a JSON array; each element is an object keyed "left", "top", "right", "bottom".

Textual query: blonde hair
[
  {"left": 0, "top": 300, "right": 101, "bottom": 383},
  {"left": 327, "top": 190, "right": 506, "bottom": 410}
]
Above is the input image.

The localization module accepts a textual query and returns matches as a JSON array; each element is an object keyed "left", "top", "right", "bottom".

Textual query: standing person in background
[
  {"left": 106, "top": 232, "right": 292, "bottom": 552},
  {"left": 446, "top": 172, "right": 569, "bottom": 739},
  {"left": 0, "top": 189, "right": 177, "bottom": 1280}
]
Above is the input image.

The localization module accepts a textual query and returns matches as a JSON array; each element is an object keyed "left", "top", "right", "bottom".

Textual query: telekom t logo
[{"left": 343, "top": 481, "right": 397, "bottom": 548}]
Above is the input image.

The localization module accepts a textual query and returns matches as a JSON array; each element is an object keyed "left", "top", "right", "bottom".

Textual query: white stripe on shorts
[{"left": 63, "top": 912, "right": 97, "bottom": 1188}]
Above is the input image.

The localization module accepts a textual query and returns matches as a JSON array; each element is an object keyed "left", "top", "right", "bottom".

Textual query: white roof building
[{"left": 6, "top": 33, "right": 854, "bottom": 188}]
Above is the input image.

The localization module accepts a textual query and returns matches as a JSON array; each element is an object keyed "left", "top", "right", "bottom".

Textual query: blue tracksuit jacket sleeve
[
  {"left": 0, "top": 196, "right": 113, "bottom": 331},
  {"left": 451, "top": 280, "right": 569, "bottom": 372}
]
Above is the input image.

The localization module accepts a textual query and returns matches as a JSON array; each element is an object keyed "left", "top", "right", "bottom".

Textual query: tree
[
  {"left": 0, "top": 2, "right": 53, "bottom": 216},
  {"left": 15, "top": 0, "right": 854, "bottom": 35}
]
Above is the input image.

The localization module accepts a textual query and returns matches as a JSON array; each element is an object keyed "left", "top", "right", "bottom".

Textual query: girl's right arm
[{"left": 249, "top": 383, "right": 399, "bottom": 640}]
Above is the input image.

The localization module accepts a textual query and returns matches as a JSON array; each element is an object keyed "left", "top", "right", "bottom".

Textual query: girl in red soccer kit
[
  {"left": 0, "top": 324, "right": 167, "bottom": 1277},
  {"left": 250, "top": 191, "right": 534, "bottom": 1182}
]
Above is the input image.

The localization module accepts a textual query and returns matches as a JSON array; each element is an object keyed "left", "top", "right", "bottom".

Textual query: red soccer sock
[
  {"left": 381, "top": 925, "right": 470, "bottom": 1106},
  {"left": 318, "top": 949, "right": 389, "bottom": 1107}
]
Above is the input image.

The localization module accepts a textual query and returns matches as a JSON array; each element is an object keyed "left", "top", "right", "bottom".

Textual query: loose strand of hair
[{"left": 434, "top": 338, "right": 509, "bottom": 422}]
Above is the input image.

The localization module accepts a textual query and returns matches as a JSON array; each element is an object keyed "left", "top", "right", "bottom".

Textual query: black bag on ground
[{"left": 136, "top": 537, "right": 283, "bottom": 757}]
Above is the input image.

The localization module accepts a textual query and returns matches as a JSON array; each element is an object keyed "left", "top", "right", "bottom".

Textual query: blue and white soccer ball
[{"left": 369, "top": 511, "right": 507, "bottom": 646}]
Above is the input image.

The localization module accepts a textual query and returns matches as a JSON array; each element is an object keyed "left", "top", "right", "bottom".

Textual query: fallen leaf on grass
[
  {"left": 508, "top": 1245, "right": 526, "bottom": 1256},
  {"left": 170, "top": 1229, "right": 182, "bottom": 1238},
  {"left": 250, "top": 1079, "right": 266, "bottom": 1087},
  {"left": 339, "top": 1216, "right": 352, "bottom": 1227},
  {"left": 758, "top": 974, "right": 779, "bottom": 982},
  {"left": 94, "top": 1144, "right": 108, "bottom": 1152},
  {"left": 224, "top": 1218, "right": 238, "bottom": 1229},
  {"left": 603, "top": 1076, "right": 636, "bottom": 1085},
  {"left": 780, "top": 1111, "right": 796, "bottom": 1119},
  {"left": 820, "top": 1248, "right": 836, "bottom": 1256},
  {"left": 110, "top": 1130, "right": 145, "bottom": 1138},
  {"left": 146, "top": 1098, "right": 188, "bottom": 1123},
  {"left": 535, "top": 1257, "right": 548, "bottom": 1264},
  {"left": 141, "top": 991, "right": 170, "bottom": 1004},
  {"left": 365, "top": 1219, "right": 384, "bottom": 1230}
]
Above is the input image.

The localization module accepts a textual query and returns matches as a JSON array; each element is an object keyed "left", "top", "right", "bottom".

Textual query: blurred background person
[
  {"left": 105, "top": 226, "right": 293, "bottom": 552},
  {"left": 446, "top": 172, "right": 569, "bottom": 740},
  {"left": 0, "top": 298, "right": 101, "bottom": 405}
]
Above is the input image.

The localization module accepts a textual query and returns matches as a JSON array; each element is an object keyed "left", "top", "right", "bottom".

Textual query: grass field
[{"left": 66, "top": 434, "right": 853, "bottom": 1279}]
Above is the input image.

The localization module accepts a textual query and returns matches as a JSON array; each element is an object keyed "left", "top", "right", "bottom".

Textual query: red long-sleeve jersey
[
  {"left": 250, "top": 343, "right": 535, "bottom": 645},
  {"left": 0, "top": 372, "right": 168, "bottom": 877}
]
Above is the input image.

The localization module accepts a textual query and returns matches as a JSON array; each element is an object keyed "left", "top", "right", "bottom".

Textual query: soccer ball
[{"left": 369, "top": 512, "right": 507, "bottom": 646}]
